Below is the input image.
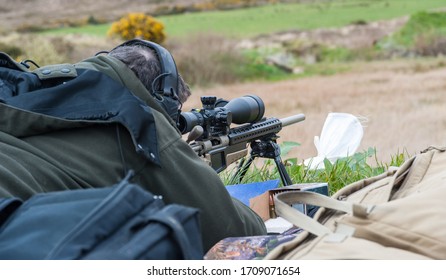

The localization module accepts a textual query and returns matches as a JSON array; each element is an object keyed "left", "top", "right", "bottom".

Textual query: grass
[
  {"left": 220, "top": 145, "right": 410, "bottom": 195},
  {"left": 392, "top": 10, "right": 446, "bottom": 46},
  {"left": 39, "top": 0, "right": 446, "bottom": 39},
  {"left": 371, "top": 10, "right": 446, "bottom": 57},
  {"left": 235, "top": 49, "right": 292, "bottom": 81}
]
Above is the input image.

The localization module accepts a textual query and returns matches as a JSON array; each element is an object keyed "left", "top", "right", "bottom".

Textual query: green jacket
[{"left": 0, "top": 55, "right": 266, "bottom": 252}]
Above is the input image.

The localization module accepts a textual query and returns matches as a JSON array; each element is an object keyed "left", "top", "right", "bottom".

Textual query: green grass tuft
[{"left": 221, "top": 146, "right": 410, "bottom": 195}]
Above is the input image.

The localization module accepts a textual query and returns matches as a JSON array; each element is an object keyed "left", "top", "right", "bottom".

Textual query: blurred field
[
  {"left": 2, "top": 0, "right": 446, "bottom": 165},
  {"left": 184, "top": 58, "right": 446, "bottom": 164},
  {"left": 35, "top": 1, "right": 446, "bottom": 39}
]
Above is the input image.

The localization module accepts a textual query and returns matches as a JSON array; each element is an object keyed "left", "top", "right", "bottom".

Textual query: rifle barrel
[{"left": 280, "top": 114, "right": 306, "bottom": 127}]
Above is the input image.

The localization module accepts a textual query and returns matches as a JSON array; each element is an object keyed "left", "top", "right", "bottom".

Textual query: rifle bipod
[{"left": 229, "top": 138, "right": 293, "bottom": 186}]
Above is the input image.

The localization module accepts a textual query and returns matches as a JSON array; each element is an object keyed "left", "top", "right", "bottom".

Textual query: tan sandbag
[{"left": 265, "top": 146, "right": 446, "bottom": 260}]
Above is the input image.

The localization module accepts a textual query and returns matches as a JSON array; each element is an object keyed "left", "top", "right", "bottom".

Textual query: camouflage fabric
[{"left": 205, "top": 227, "right": 302, "bottom": 260}]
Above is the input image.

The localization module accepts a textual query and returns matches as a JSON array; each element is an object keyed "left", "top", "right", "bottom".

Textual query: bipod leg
[
  {"left": 264, "top": 140, "right": 293, "bottom": 186},
  {"left": 252, "top": 139, "right": 293, "bottom": 186},
  {"left": 274, "top": 156, "right": 293, "bottom": 186}
]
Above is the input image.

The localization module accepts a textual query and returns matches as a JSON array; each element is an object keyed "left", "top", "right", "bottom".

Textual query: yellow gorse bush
[{"left": 107, "top": 13, "right": 166, "bottom": 44}]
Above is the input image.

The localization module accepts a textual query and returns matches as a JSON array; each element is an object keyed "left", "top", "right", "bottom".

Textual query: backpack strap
[{"left": 274, "top": 190, "right": 370, "bottom": 236}]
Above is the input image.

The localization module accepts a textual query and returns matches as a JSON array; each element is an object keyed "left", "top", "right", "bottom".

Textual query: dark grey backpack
[{"left": 0, "top": 172, "right": 203, "bottom": 260}]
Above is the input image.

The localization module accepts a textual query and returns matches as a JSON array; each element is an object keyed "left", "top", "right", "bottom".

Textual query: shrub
[
  {"left": 153, "top": 4, "right": 187, "bottom": 15},
  {"left": 107, "top": 13, "right": 166, "bottom": 44},
  {"left": 15, "top": 35, "right": 68, "bottom": 66},
  {"left": 394, "top": 11, "right": 446, "bottom": 46},
  {"left": 0, "top": 42, "right": 23, "bottom": 58},
  {"left": 413, "top": 32, "right": 446, "bottom": 57}
]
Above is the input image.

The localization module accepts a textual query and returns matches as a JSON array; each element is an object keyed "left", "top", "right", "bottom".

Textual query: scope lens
[{"left": 224, "top": 95, "right": 265, "bottom": 124}]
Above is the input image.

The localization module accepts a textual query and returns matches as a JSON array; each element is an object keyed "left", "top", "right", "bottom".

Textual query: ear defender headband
[{"left": 110, "top": 39, "right": 181, "bottom": 124}]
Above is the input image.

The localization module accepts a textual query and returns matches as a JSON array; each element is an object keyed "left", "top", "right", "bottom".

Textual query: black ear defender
[{"left": 110, "top": 39, "right": 181, "bottom": 123}]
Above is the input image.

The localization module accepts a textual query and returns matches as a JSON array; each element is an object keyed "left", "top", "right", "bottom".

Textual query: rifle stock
[{"left": 189, "top": 113, "right": 305, "bottom": 173}]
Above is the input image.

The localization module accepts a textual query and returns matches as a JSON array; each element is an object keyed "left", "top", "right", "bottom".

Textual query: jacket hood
[
  {"left": 75, "top": 55, "right": 180, "bottom": 132},
  {"left": 0, "top": 55, "right": 168, "bottom": 166}
]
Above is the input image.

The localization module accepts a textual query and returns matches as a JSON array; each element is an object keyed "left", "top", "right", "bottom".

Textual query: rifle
[{"left": 178, "top": 95, "right": 305, "bottom": 186}]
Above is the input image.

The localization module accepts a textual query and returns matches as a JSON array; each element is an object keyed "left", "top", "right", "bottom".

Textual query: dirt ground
[{"left": 184, "top": 58, "right": 446, "bottom": 164}]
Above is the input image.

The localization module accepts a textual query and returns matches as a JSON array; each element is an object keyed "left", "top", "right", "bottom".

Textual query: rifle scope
[{"left": 178, "top": 95, "right": 265, "bottom": 135}]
